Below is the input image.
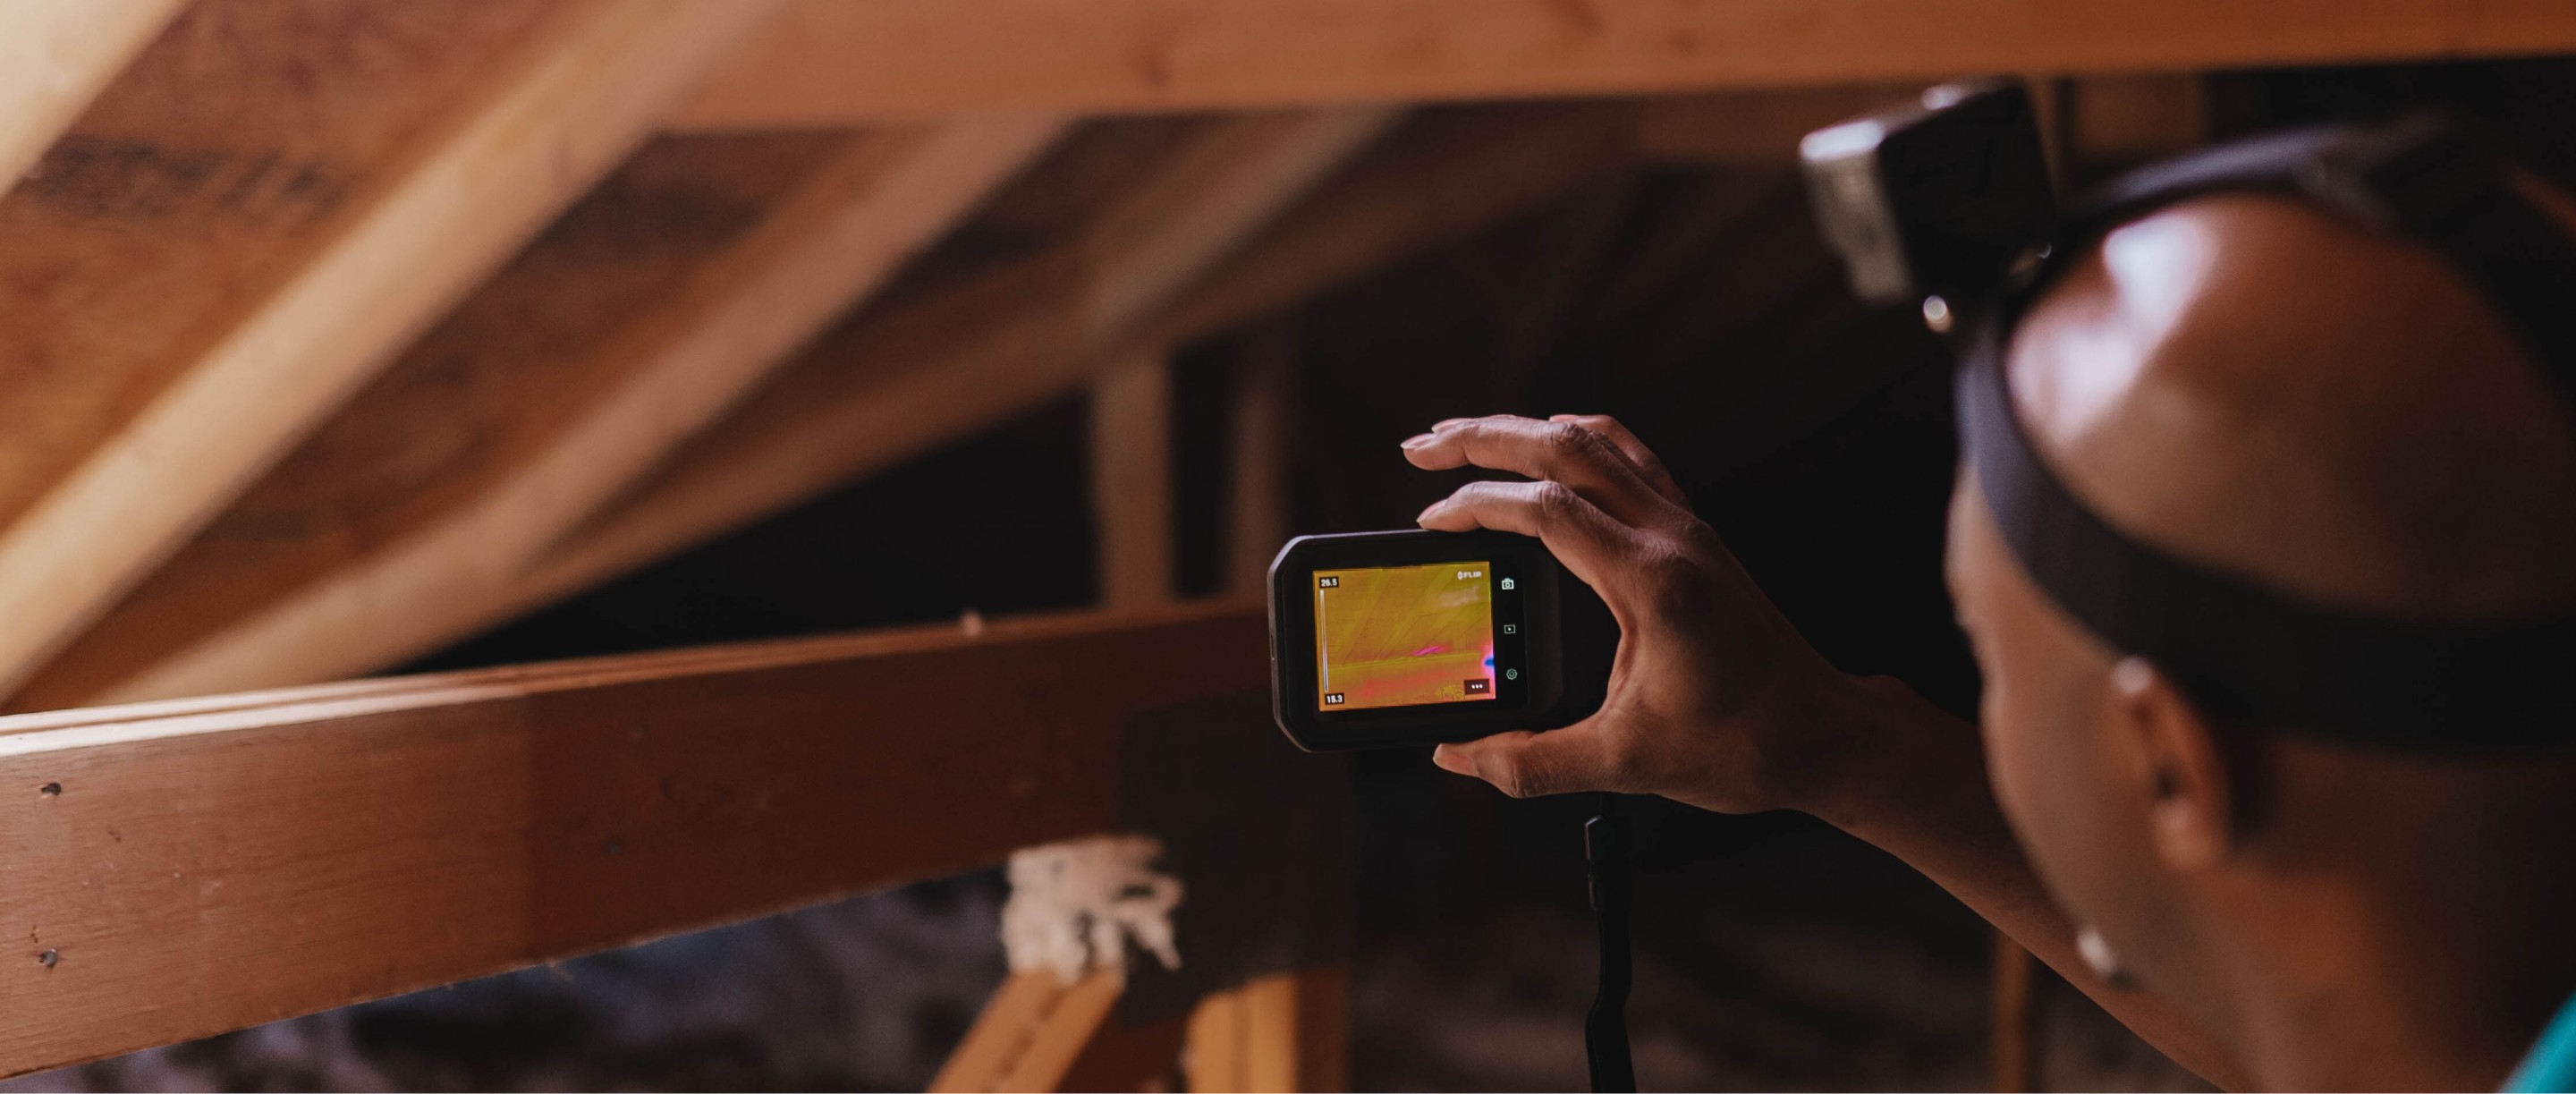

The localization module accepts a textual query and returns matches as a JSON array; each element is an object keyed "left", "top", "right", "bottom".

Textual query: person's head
[{"left": 1945, "top": 188, "right": 2576, "bottom": 1081}]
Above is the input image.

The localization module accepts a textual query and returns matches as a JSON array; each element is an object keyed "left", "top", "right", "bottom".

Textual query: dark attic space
[{"left": 5, "top": 4, "right": 2576, "bottom": 1092}]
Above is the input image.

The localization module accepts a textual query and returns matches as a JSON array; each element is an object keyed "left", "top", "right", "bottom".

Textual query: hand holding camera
[{"left": 1402, "top": 413, "right": 1864, "bottom": 817}]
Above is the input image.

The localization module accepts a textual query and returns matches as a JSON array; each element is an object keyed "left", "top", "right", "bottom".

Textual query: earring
[{"left": 2076, "top": 925, "right": 2139, "bottom": 990}]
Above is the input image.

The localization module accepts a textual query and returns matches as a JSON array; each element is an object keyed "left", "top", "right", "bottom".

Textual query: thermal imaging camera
[{"left": 1267, "top": 530, "right": 1617, "bottom": 751}]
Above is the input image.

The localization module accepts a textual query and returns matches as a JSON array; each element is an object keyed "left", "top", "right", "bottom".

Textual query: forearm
[{"left": 1798, "top": 674, "right": 2252, "bottom": 1091}]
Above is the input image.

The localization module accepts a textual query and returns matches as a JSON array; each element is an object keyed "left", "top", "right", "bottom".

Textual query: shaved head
[
  {"left": 2009, "top": 192, "right": 2576, "bottom": 617},
  {"left": 1945, "top": 190, "right": 2576, "bottom": 1089}
]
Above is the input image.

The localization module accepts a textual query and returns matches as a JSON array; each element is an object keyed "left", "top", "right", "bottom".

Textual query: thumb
[{"left": 1432, "top": 721, "right": 1626, "bottom": 799}]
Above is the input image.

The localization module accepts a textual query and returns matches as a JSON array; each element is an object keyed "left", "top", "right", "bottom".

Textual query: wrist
[{"left": 1787, "top": 671, "right": 1966, "bottom": 835}]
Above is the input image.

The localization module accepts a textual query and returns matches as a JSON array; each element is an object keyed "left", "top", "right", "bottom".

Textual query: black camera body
[
  {"left": 1800, "top": 78, "right": 2055, "bottom": 313},
  {"left": 1267, "top": 530, "right": 1616, "bottom": 751}
]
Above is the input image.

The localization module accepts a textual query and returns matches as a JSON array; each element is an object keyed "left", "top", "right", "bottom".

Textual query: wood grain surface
[
  {"left": 669, "top": 0, "right": 2576, "bottom": 126},
  {"left": 0, "top": 602, "right": 1266, "bottom": 1079}
]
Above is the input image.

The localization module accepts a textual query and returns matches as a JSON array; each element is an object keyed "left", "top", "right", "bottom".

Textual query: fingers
[
  {"left": 1431, "top": 719, "right": 1630, "bottom": 798},
  {"left": 1548, "top": 414, "right": 1689, "bottom": 511},
  {"left": 1401, "top": 415, "right": 1676, "bottom": 529},
  {"left": 1417, "top": 479, "right": 1642, "bottom": 603}
]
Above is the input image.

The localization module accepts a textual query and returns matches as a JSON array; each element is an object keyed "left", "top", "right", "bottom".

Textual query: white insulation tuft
[{"left": 1000, "top": 835, "right": 1183, "bottom": 984}]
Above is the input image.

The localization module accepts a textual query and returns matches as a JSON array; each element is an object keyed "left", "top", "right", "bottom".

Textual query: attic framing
[{"left": 0, "top": 1, "right": 2568, "bottom": 1087}]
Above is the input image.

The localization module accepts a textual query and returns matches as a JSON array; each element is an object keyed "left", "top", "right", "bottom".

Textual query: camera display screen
[{"left": 1312, "top": 560, "right": 1497, "bottom": 711}]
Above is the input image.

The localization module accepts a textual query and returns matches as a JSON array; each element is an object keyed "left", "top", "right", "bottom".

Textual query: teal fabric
[{"left": 2508, "top": 990, "right": 2576, "bottom": 1092}]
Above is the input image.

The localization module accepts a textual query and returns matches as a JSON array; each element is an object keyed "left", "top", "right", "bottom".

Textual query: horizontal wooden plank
[
  {"left": 668, "top": 0, "right": 2576, "bottom": 127},
  {"left": 0, "top": 602, "right": 1268, "bottom": 1079}
]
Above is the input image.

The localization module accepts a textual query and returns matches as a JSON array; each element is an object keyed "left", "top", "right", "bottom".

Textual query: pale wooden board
[
  {"left": 0, "top": 0, "right": 784, "bottom": 697},
  {"left": 667, "top": 0, "right": 2576, "bottom": 127},
  {"left": 929, "top": 970, "right": 1130, "bottom": 1093},
  {"left": 1185, "top": 967, "right": 1352, "bottom": 1093},
  {"left": 470, "top": 106, "right": 1614, "bottom": 662},
  {"left": 10, "top": 115, "right": 1224, "bottom": 709},
  {"left": 0, "top": 0, "right": 187, "bottom": 192},
  {"left": 0, "top": 603, "right": 1267, "bottom": 1079},
  {"left": 22, "top": 118, "right": 1071, "bottom": 708},
  {"left": 222, "top": 109, "right": 1397, "bottom": 681},
  {"left": 0, "top": 0, "right": 562, "bottom": 536},
  {"left": 8, "top": 131, "right": 850, "bottom": 709},
  {"left": 527, "top": 109, "right": 1398, "bottom": 596}
]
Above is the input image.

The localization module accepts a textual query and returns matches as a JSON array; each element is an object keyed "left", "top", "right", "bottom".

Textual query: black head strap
[{"left": 1961, "top": 115, "right": 2576, "bottom": 750}]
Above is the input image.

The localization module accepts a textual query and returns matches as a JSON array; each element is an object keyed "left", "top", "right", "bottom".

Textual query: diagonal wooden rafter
[
  {"left": 29, "top": 117, "right": 1067, "bottom": 708},
  {"left": 666, "top": 0, "right": 2576, "bottom": 128},
  {"left": 515, "top": 108, "right": 1404, "bottom": 610},
  {"left": 0, "top": 0, "right": 187, "bottom": 193},
  {"left": 122, "top": 106, "right": 1403, "bottom": 690},
  {"left": 932, "top": 971, "right": 1136, "bottom": 1093},
  {"left": 479, "top": 106, "right": 1624, "bottom": 649},
  {"left": 0, "top": 0, "right": 785, "bottom": 701}
]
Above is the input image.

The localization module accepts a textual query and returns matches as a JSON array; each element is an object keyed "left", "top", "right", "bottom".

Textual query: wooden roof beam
[
  {"left": 667, "top": 0, "right": 2576, "bottom": 129},
  {"left": 54, "top": 118, "right": 1067, "bottom": 706},
  {"left": 0, "top": 603, "right": 1267, "bottom": 1078},
  {"left": 0, "top": 0, "right": 784, "bottom": 700},
  {"left": 317, "top": 106, "right": 1403, "bottom": 675},
  {"left": 0, "top": 0, "right": 187, "bottom": 192},
  {"left": 439, "top": 106, "right": 1623, "bottom": 663}
]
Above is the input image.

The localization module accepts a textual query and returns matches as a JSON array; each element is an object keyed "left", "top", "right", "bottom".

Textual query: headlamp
[{"left": 1803, "top": 84, "right": 2576, "bottom": 749}]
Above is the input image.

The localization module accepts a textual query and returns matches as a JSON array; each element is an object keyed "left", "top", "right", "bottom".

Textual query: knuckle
[
  {"left": 1528, "top": 479, "right": 1584, "bottom": 519},
  {"left": 1543, "top": 420, "right": 1605, "bottom": 463},
  {"left": 1637, "top": 539, "right": 1712, "bottom": 614},
  {"left": 1670, "top": 520, "right": 1725, "bottom": 557}
]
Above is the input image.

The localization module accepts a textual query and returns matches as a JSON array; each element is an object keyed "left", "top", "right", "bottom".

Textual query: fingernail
[
  {"left": 1400, "top": 433, "right": 1436, "bottom": 450},
  {"left": 1431, "top": 745, "right": 1477, "bottom": 776},
  {"left": 1416, "top": 500, "right": 1447, "bottom": 522},
  {"left": 1432, "top": 418, "right": 1471, "bottom": 431}
]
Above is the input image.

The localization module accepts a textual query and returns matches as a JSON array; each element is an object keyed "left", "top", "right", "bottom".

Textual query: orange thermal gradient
[{"left": 1314, "top": 561, "right": 1496, "bottom": 711}]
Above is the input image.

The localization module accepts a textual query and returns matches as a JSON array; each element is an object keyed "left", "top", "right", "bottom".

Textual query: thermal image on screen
[{"left": 1314, "top": 561, "right": 1497, "bottom": 711}]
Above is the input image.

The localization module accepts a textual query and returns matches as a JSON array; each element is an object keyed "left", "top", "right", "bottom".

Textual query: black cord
[{"left": 1585, "top": 792, "right": 1637, "bottom": 1092}]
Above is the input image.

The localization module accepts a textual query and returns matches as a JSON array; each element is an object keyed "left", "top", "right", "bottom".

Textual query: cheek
[
  {"left": 1976, "top": 645, "right": 2135, "bottom": 921},
  {"left": 1978, "top": 647, "right": 2080, "bottom": 844}
]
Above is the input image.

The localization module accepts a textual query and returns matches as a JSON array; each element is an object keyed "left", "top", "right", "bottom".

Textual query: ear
[{"left": 2108, "top": 657, "right": 2235, "bottom": 871}]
